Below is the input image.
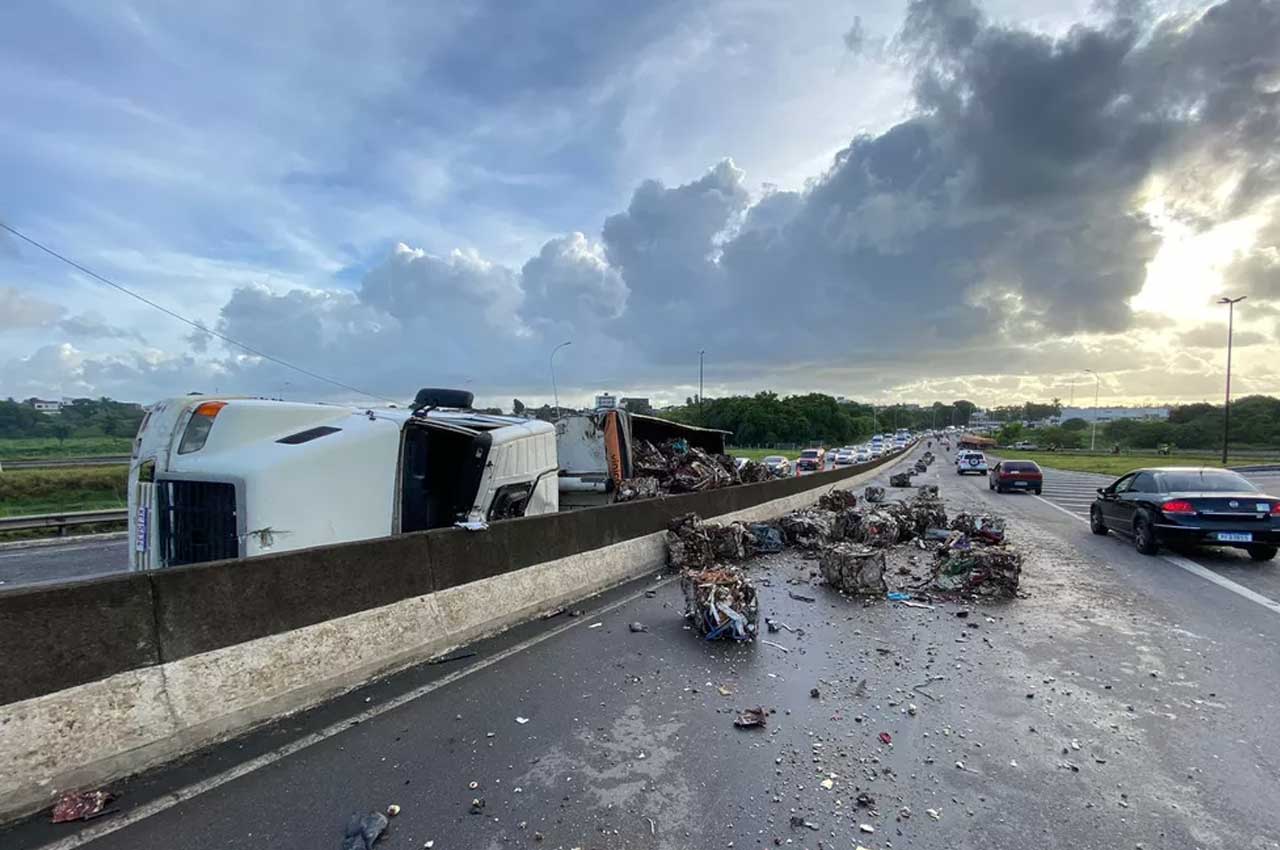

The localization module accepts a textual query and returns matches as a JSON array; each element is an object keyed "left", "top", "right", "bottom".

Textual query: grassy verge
[
  {"left": 992, "top": 449, "right": 1226, "bottom": 477},
  {"left": 0, "top": 436, "right": 134, "bottom": 461},
  {"left": 0, "top": 466, "right": 129, "bottom": 517},
  {"left": 729, "top": 447, "right": 801, "bottom": 461}
]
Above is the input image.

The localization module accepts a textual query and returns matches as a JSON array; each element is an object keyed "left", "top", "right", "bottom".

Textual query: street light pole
[
  {"left": 698, "top": 349, "right": 705, "bottom": 420},
  {"left": 1219, "top": 296, "right": 1246, "bottom": 465},
  {"left": 1085, "top": 369, "right": 1100, "bottom": 451},
  {"left": 549, "top": 341, "right": 572, "bottom": 420}
]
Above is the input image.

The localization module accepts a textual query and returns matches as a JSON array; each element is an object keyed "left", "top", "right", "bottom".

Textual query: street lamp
[
  {"left": 1219, "top": 295, "right": 1246, "bottom": 464},
  {"left": 698, "top": 349, "right": 705, "bottom": 418},
  {"left": 1084, "top": 369, "right": 1101, "bottom": 451},
  {"left": 549, "top": 341, "right": 572, "bottom": 420}
]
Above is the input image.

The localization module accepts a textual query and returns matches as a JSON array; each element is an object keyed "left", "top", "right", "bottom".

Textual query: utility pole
[
  {"left": 698, "top": 349, "right": 705, "bottom": 421},
  {"left": 550, "top": 341, "right": 572, "bottom": 420},
  {"left": 1085, "top": 369, "right": 1100, "bottom": 451},
  {"left": 1219, "top": 296, "right": 1246, "bottom": 464}
]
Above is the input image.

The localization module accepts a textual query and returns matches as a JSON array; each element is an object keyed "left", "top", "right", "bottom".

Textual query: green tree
[{"left": 1061, "top": 417, "right": 1089, "bottom": 431}]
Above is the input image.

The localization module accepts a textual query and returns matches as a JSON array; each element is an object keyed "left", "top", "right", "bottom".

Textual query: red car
[{"left": 989, "top": 460, "right": 1043, "bottom": 494}]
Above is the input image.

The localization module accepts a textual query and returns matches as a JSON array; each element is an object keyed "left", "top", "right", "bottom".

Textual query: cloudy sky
[{"left": 2, "top": 0, "right": 1277, "bottom": 409}]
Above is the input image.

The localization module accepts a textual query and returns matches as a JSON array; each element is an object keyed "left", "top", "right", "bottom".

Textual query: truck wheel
[
  {"left": 1133, "top": 516, "right": 1159, "bottom": 555},
  {"left": 1248, "top": 545, "right": 1278, "bottom": 562}
]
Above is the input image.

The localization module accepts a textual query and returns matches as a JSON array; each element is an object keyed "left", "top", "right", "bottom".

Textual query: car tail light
[
  {"left": 1271, "top": 502, "right": 1280, "bottom": 516},
  {"left": 1160, "top": 500, "right": 1196, "bottom": 515},
  {"left": 177, "top": 401, "right": 226, "bottom": 455}
]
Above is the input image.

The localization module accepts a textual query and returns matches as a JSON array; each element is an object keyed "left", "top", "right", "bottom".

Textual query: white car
[
  {"left": 855, "top": 449, "right": 870, "bottom": 463},
  {"left": 955, "top": 450, "right": 988, "bottom": 475},
  {"left": 833, "top": 448, "right": 855, "bottom": 465}
]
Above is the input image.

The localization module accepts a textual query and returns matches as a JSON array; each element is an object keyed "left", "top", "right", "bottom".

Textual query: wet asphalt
[{"left": 6, "top": 445, "right": 1280, "bottom": 850}]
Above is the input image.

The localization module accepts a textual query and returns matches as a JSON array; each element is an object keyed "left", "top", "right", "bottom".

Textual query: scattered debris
[
  {"left": 620, "top": 439, "right": 769, "bottom": 499},
  {"left": 429, "top": 651, "right": 477, "bottom": 666},
  {"left": 917, "top": 484, "right": 939, "bottom": 499},
  {"left": 682, "top": 567, "right": 759, "bottom": 640},
  {"left": 789, "top": 815, "right": 820, "bottom": 831},
  {"left": 51, "top": 790, "right": 114, "bottom": 824},
  {"left": 901, "top": 600, "right": 936, "bottom": 610},
  {"left": 385, "top": 804, "right": 400, "bottom": 817},
  {"left": 765, "top": 617, "right": 803, "bottom": 634},
  {"left": 856, "top": 792, "right": 876, "bottom": 808},
  {"left": 761, "top": 639, "right": 791, "bottom": 652},
  {"left": 341, "top": 811, "right": 389, "bottom": 850},
  {"left": 819, "top": 543, "right": 888, "bottom": 595},
  {"left": 628, "top": 621, "right": 648, "bottom": 633},
  {"left": 864, "top": 485, "right": 886, "bottom": 503},
  {"left": 889, "top": 472, "right": 913, "bottom": 487},
  {"left": 787, "top": 590, "right": 816, "bottom": 603},
  {"left": 469, "top": 798, "right": 486, "bottom": 814},
  {"left": 878, "top": 732, "right": 892, "bottom": 745},
  {"left": 734, "top": 706, "right": 768, "bottom": 728},
  {"left": 516, "top": 716, "right": 530, "bottom": 724},
  {"left": 817, "top": 489, "right": 858, "bottom": 511},
  {"left": 930, "top": 533, "right": 1022, "bottom": 597},
  {"left": 810, "top": 687, "right": 821, "bottom": 698}
]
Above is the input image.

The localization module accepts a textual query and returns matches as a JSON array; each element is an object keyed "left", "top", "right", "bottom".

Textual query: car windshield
[
  {"left": 763, "top": 456, "right": 785, "bottom": 464},
  {"left": 800, "top": 450, "right": 819, "bottom": 459},
  {"left": 1155, "top": 470, "right": 1256, "bottom": 493},
  {"left": 1002, "top": 461, "right": 1039, "bottom": 472}
]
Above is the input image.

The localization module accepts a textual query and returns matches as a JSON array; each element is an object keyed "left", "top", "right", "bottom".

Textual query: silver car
[{"left": 762, "top": 455, "right": 792, "bottom": 477}]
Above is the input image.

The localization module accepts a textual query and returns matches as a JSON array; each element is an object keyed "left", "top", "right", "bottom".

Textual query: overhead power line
[{"left": 0, "top": 221, "right": 396, "bottom": 403}]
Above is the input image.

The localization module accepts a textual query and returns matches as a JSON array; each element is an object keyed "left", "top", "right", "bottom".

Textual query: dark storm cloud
[{"left": 131, "top": 0, "right": 1280, "bottom": 402}]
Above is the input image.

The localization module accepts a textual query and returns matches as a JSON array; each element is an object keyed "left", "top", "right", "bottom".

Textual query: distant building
[
  {"left": 594, "top": 393, "right": 617, "bottom": 410},
  {"left": 1059, "top": 406, "right": 1169, "bottom": 423},
  {"left": 27, "top": 398, "right": 63, "bottom": 414}
]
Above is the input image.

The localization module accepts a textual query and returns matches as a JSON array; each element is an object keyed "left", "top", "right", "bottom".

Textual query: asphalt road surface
[
  {"left": 0, "top": 536, "right": 129, "bottom": 587},
  {"left": 7, "top": 443, "right": 1280, "bottom": 850}
]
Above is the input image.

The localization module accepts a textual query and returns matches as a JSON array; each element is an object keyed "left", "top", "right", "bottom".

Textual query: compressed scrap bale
[
  {"left": 820, "top": 543, "right": 888, "bottom": 595},
  {"left": 818, "top": 489, "right": 858, "bottom": 512},
  {"left": 780, "top": 509, "right": 837, "bottom": 549},
  {"left": 738, "top": 460, "right": 772, "bottom": 483},
  {"left": 949, "top": 513, "right": 1006, "bottom": 543},
  {"left": 864, "top": 485, "right": 886, "bottom": 504},
  {"left": 632, "top": 439, "right": 743, "bottom": 495},
  {"left": 856, "top": 509, "right": 900, "bottom": 548},
  {"left": 708, "top": 522, "right": 752, "bottom": 561},
  {"left": 615, "top": 476, "right": 660, "bottom": 502},
  {"left": 931, "top": 543, "right": 1022, "bottom": 597},
  {"left": 917, "top": 484, "right": 939, "bottom": 500},
  {"left": 681, "top": 567, "right": 759, "bottom": 640},
  {"left": 666, "top": 513, "right": 715, "bottom": 570},
  {"left": 889, "top": 472, "right": 913, "bottom": 488}
]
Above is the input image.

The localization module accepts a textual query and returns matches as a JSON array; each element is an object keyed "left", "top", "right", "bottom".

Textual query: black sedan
[{"left": 1090, "top": 467, "right": 1280, "bottom": 560}]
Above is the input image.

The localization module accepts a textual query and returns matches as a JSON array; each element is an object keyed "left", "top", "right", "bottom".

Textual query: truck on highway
[{"left": 127, "top": 389, "right": 558, "bottom": 569}]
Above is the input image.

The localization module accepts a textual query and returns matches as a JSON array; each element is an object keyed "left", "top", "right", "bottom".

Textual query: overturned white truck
[{"left": 127, "top": 389, "right": 558, "bottom": 569}]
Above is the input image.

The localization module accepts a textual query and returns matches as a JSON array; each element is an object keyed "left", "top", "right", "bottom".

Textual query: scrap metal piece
[
  {"left": 889, "top": 472, "right": 913, "bottom": 487},
  {"left": 51, "top": 790, "right": 114, "bottom": 824},
  {"left": 819, "top": 543, "right": 888, "bottom": 595},
  {"left": 864, "top": 486, "right": 886, "bottom": 504},
  {"left": 681, "top": 567, "right": 759, "bottom": 640}
]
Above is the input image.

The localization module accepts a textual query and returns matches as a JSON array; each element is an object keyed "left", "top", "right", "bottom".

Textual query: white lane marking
[
  {"left": 28, "top": 577, "right": 674, "bottom": 850},
  {"left": 1033, "top": 496, "right": 1280, "bottom": 616},
  {"left": 1034, "top": 495, "right": 1090, "bottom": 524},
  {"left": 1159, "top": 553, "right": 1280, "bottom": 615}
]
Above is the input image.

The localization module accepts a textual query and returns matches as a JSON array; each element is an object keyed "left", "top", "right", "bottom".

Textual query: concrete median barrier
[{"left": 0, "top": 448, "right": 914, "bottom": 823}]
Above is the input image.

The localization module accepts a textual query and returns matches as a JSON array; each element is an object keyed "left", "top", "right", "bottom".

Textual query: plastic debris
[
  {"left": 681, "top": 567, "right": 759, "bottom": 640},
  {"left": 341, "top": 811, "right": 389, "bottom": 850},
  {"left": 733, "top": 706, "right": 768, "bottom": 728},
  {"left": 385, "top": 804, "right": 400, "bottom": 817},
  {"left": 819, "top": 543, "right": 888, "bottom": 595},
  {"left": 878, "top": 731, "right": 892, "bottom": 744},
  {"left": 51, "top": 790, "right": 114, "bottom": 824},
  {"left": 887, "top": 591, "right": 911, "bottom": 601}
]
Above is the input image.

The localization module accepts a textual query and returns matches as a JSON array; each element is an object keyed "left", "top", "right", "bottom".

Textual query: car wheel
[
  {"left": 1089, "top": 505, "right": 1108, "bottom": 536},
  {"left": 1034, "top": 487, "right": 1042, "bottom": 495},
  {"left": 1133, "top": 515, "right": 1159, "bottom": 555},
  {"left": 1247, "top": 545, "right": 1278, "bottom": 562}
]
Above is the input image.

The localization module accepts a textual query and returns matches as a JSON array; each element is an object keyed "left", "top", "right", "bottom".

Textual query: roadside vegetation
[
  {"left": 992, "top": 450, "right": 1227, "bottom": 477},
  {"left": 728, "top": 447, "right": 801, "bottom": 462},
  {"left": 0, "top": 466, "right": 128, "bottom": 517},
  {"left": 0, "top": 436, "right": 134, "bottom": 460},
  {"left": 0, "top": 397, "right": 144, "bottom": 451}
]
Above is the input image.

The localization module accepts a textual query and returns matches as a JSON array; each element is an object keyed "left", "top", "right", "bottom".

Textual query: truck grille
[{"left": 157, "top": 480, "right": 239, "bottom": 566}]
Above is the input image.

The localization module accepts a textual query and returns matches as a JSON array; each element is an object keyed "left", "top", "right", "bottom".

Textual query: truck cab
[{"left": 128, "top": 389, "right": 558, "bottom": 569}]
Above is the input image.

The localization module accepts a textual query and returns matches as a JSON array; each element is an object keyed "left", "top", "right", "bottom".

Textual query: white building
[
  {"left": 1059, "top": 406, "right": 1169, "bottom": 423},
  {"left": 29, "top": 398, "right": 63, "bottom": 414}
]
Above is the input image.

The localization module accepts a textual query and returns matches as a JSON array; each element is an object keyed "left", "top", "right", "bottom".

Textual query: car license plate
[
  {"left": 1216, "top": 532, "right": 1252, "bottom": 542},
  {"left": 1013, "top": 481, "right": 1027, "bottom": 487}
]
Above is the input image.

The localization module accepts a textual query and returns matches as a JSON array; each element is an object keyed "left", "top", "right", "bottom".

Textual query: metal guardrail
[
  {"left": 0, "top": 509, "right": 128, "bottom": 534},
  {"left": 0, "top": 456, "right": 131, "bottom": 470}
]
